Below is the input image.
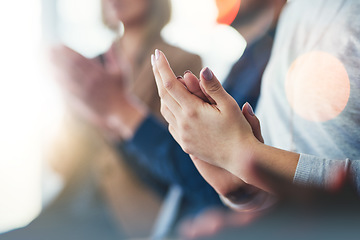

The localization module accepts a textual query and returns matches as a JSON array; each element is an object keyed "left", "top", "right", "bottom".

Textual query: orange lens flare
[{"left": 216, "top": 0, "right": 241, "bottom": 25}]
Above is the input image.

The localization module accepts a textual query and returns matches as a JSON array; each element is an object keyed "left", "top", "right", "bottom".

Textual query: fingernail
[
  {"left": 184, "top": 70, "right": 192, "bottom": 75},
  {"left": 151, "top": 54, "right": 155, "bottom": 66},
  {"left": 177, "top": 76, "right": 183, "bottom": 80},
  {"left": 246, "top": 102, "right": 255, "bottom": 116},
  {"left": 202, "top": 67, "right": 213, "bottom": 81},
  {"left": 155, "top": 49, "right": 160, "bottom": 60}
]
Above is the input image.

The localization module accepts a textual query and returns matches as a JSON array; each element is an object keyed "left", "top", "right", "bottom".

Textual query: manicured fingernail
[
  {"left": 184, "top": 70, "right": 192, "bottom": 75},
  {"left": 151, "top": 54, "right": 155, "bottom": 66},
  {"left": 246, "top": 102, "right": 255, "bottom": 116},
  {"left": 202, "top": 67, "right": 213, "bottom": 81},
  {"left": 155, "top": 49, "right": 160, "bottom": 60}
]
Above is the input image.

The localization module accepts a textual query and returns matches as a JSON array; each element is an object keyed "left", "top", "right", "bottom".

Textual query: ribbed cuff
[{"left": 293, "top": 154, "right": 314, "bottom": 186}]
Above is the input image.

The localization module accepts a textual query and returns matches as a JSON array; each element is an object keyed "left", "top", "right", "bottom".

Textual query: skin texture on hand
[
  {"left": 152, "top": 50, "right": 257, "bottom": 172},
  {"left": 177, "top": 69, "right": 265, "bottom": 204},
  {"left": 151, "top": 49, "right": 299, "bottom": 193}
]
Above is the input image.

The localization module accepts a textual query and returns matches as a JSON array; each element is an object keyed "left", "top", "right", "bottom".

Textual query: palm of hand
[{"left": 52, "top": 45, "right": 127, "bottom": 127}]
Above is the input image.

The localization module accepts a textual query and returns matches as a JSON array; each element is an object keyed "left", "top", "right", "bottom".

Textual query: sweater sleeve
[
  {"left": 293, "top": 154, "right": 360, "bottom": 194},
  {"left": 119, "top": 114, "right": 222, "bottom": 207}
]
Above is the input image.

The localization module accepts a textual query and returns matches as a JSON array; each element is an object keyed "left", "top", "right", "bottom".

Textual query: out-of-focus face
[
  {"left": 104, "top": 0, "right": 150, "bottom": 26},
  {"left": 237, "top": 0, "right": 268, "bottom": 16}
]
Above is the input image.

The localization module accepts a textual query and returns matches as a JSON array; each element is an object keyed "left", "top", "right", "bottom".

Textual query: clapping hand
[
  {"left": 151, "top": 49, "right": 269, "bottom": 198},
  {"left": 50, "top": 45, "right": 143, "bottom": 139}
]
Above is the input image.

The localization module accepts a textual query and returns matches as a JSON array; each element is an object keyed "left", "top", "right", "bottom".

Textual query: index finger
[
  {"left": 153, "top": 49, "right": 201, "bottom": 108},
  {"left": 184, "top": 71, "right": 214, "bottom": 104}
]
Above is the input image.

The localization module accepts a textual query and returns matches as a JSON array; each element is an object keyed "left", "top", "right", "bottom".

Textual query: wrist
[
  {"left": 229, "top": 136, "right": 264, "bottom": 185},
  {"left": 246, "top": 143, "right": 300, "bottom": 192}
]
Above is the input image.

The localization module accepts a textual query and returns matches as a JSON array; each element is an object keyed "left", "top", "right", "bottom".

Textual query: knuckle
[
  {"left": 179, "top": 121, "right": 191, "bottom": 132},
  {"left": 179, "top": 131, "right": 191, "bottom": 145},
  {"left": 178, "top": 132, "right": 195, "bottom": 154},
  {"left": 207, "top": 82, "right": 222, "bottom": 93},
  {"left": 168, "top": 125, "right": 175, "bottom": 136},
  {"left": 163, "top": 79, "right": 174, "bottom": 91},
  {"left": 160, "top": 104, "right": 167, "bottom": 115},
  {"left": 226, "top": 99, "right": 241, "bottom": 113},
  {"left": 184, "top": 107, "right": 197, "bottom": 118},
  {"left": 181, "top": 144, "right": 191, "bottom": 154},
  {"left": 158, "top": 89, "right": 167, "bottom": 99},
  {"left": 254, "top": 117, "right": 261, "bottom": 126}
]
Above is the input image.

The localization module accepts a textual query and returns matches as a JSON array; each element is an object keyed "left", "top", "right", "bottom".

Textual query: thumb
[
  {"left": 242, "top": 102, "right": 264, "bottom": 143},
  {"left": 199, "top": 67, "right": 230, "bottom": 105}
]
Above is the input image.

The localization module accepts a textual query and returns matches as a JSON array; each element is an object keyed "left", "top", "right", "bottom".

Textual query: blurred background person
[
  {"left": 51, "top": 0, "right": 226, "bottom": 233},
  {"left": 1, "top": 0, "right": 204, "bottom": 239}
]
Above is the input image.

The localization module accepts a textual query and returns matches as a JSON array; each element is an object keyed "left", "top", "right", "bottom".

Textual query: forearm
[
  {"left": 255, "top": 143, "right": 300, "bottom": 190},
  {"left": 233, "top": 140, "right": 360, "bottom": 195},
  {"left": 231, "top": 141, "right": 300, "bottom": 194}
]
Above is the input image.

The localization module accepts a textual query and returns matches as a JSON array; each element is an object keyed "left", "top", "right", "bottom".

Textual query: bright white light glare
[
  {"left": 0, "top": 0, "right": 43, "bottom": 233},
  {"left": 0, "top": 0, "right": 114, "bottom": 233},
  {"left": 57, "top": 0, "right": 115, "bottom": 57},
  {"left": 163, "top": 0, "right": 246, "bottom": 81}
]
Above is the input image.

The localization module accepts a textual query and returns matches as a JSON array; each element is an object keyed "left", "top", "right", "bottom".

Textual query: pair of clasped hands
[
  {"left": 50, "top": 45, "right": 143, "bottom": 141},
  {"left": 151, "top": 49, "right": 269, "bottom": 202},
  {"left": 51, "top": 44, "right": 275, "bottom": 205}
]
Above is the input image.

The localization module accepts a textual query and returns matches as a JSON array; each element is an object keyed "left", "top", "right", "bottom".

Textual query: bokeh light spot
[
  {"left": 285, "top": 51, "right": 350, "bottom": 122},
  {"left": 216, "top": 0, "right": 241, "bottom": 25}
]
